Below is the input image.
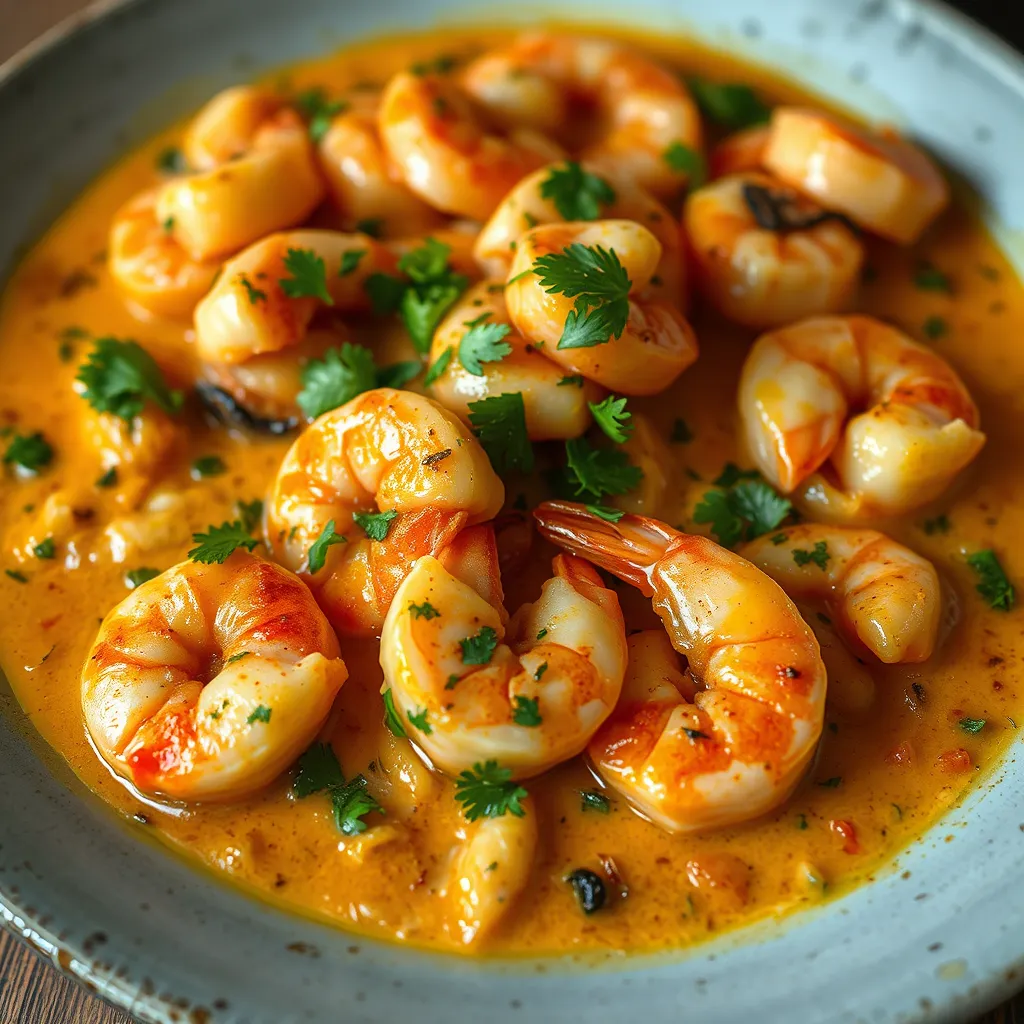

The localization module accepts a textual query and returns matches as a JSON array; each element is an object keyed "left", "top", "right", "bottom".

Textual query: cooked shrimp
[
  {"left": 613, "top": 413, "right": 675, "bottom": 519},
  {"left": 445, "top": 805, "right": 538, "bottom": 945},
  {"left": 474, "top": 163, "right": 685, "bottom": 305},
  {"left": 266, "top": 388, "right": 504, "bottom": 635},
  {"left": 462, "top": 34, "right": 703, "bottom": 198},
  {"left": 763, "top": 107, "right": 950, "bottom": 245},
  {"left": 81, "top": 552, "right": 347, "bottom": 801},
  {"left": 683, "top": 171, "right": 864, "bottom": 328},
  {"left": 378, "top": 71, "right": 557, "bottom": 221},
  {"left": 534, "top": 502, "right": 826, "bottom": 833},
  {"left": 740, "top": 524, "right": 941, "bottom": 664},
  {"left": 709, "top": 126, "right": 770, "bottom": 179},
  {"left": 427, "top": 280, "right": 603, "bottom": 440},
  {"left": 108, "top": 189, "right": 221, "bottom": 319},
  {"left": 193, "top": 229, "right": 396, "bottom": 365},
  {"left": 504, "top": 221, "right": 698, "bottom": 394},
  {"left": 156, "top": 87, "right": 326, "bottom": 261},
  {"left": 380, "top": 523, "right": 628, "bottom": 778},
  {"left": 317, "top": 93, "right": 444, "bottom": 237},
  {"left": 738, "top": 315, "right": 985, "bottom": 518}
]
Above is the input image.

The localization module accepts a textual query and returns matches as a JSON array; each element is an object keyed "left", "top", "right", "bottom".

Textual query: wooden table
[{"left": 3, "top": 0, "right": 1024, "bottom": 1021}]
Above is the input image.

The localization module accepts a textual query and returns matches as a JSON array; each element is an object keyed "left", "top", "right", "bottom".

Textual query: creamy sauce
[{"left": 1, "top": 26, "right": 1023, "bottom": 956}]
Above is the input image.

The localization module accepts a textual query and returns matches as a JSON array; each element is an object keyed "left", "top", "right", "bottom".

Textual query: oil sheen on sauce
[{"left": 0, "top": 26, "right": 1023, "bottom": 956}]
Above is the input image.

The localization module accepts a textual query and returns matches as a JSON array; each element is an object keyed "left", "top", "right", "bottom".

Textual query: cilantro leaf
[
  {"left": 454, "top": 760, "right": 528, "bottom": 821},
  {"left": 191, "top": 454, "right": 226, "bottom": 478},
  {"left": 156, "top": 145, "right": 188, "bottom": 174},
  {"left": 296, "top": 343, "right": 377, "bottom": 419},
  {"left": 292, "top": 741, "right": 346, "bottom": 797},
  {"left": 398, "top": 237, "right": 452, "bottom": 282},
  {"left": 125, "top": 567, "right": 160, "bottom": 589},
  {"left": 512, "top": 695, "right": 542, "bottom": 727},
  {"left": 408, "top": 600, "right": 440, "bottom": 620},
  {"left": 294, "top": 86, "right": 348, "bottom": 142},
  {"left": 914, "top": 262, "right": 953, "bottom": 294},
  {"left": 585, "top": 504, "right": 625, "bottom": 522},
  {"left": 353, "top": 509, "right": 398, "bottom": 541},
  {"left": 922, "top": 513, "right": 951, "bottom": 536},
  {"left": 76, "top": 338, "right": 183, "bottom": 422},
  {"left": 460, "top": 625, "right": 499, "bottom": 665},
  {"left": 539, "top": 161, "right": 616, "bottom": 220},
  {"left": 3, "top": 432, "right": 53, "bottom": 473},
  {"left": 580, "top": 790, "right": 611, "bottom": 814},
  {"left": 713, "top": 462, "right": 761, "bottom": 487},
  {"left": 401, "top": 281, "right": 465, "bottom": 354},
  {"left": 588, "top": 395, "right": 633, "bottom": 443},
  {"left": 376, "top": 360, "right": 421, "bottom": 389},
  {"left": 247, "top": 705, "right": 272, "bottom": 724},
  {"left": 459, "top": 316, "right": 512, "bottom": 375},
  {"left": 557, "top": 374, "right": 584, "bottom": 387},
  {"left": 693, "top": 479, "right": 791, "bottom": 548},
  {"left": 236, "top": 498, "right": 263, "bottom": 535},
  {"left": 239, "top": 274, "right": 266, "bottom": 304},
  {"left": 279, "top": 247, "right": 333, "bottom": 304},
  {"left": 188, "top": 521, "right": 259, "bottom": 564},
  {"left": 959, "top": 717, "right": 987, "bottom": 735},
  {"left": 331, "top": 775, "right": 384, "bottom": 836},
  {"left": 95, "top": 467, "right": 118, "bottom": 488},
  {"left": 364, "top": 272, "right": 406, "bottom": 313},
  {"left": 564, "top": 437, "right": 643, "bottom": 501},
  {"left": 32, "top": 537, "right": 56, "bottom": 560},
  {"left": 532, "top": 243, "right": 632, "bottom": 349},
  {"left": 792, "top": 540, "right": 831, "bottom": 570},
  {"left": 686, "top": 77, "right": 771, "bottom": 129},
  {"left": 692, "top": 489, "right": 744, "bottom": 548},
  {"left": 407, "top": 707, "right": 432, "bottom": 734},
  {"left": 967, "top": 550, "right": 1015, "bottom": 611},
  {"left": 663, "top": 141, "right": 707, "bottom": 186},
  {"left": 339, "top": 249, "right": 365, "bottom": 276},
  {"left": 467, "top": 392, "right": 534, "bottom": 474},
  {"left": 923, "top": 315, "right": 948, "bottom": 341},
  {"left": 382, "top": 688, "right": 407, "bottom": 738},
  {"left": 307, "top": 520, "right": 347, "bottom": 573},
  {"left": 424, "top": 347, "right": 453, "bottom": 386}
]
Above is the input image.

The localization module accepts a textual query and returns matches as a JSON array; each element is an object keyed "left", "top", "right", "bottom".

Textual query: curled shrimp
[
  {"left": 462, "top": 34, "right": 703, "bottom": 198},
  {"left": 378, "top": 71, "right": 558, "bottom": 221},
  {"left": 709, "top": 126, "right": 770, "bottom": 179},
  {"left": 740, "top": 524, "right": 941, "bottom": 664},
  {"left": 317, "top": 91, "right": 444, "bottom": 238},
  {"left": 428, "top": 280, "right": 603, "bottom": 440},
  {"left": 81, "top": 552, "right": 347, "bottom": 801},
  {"left": 474, "top": 162, "right": 685, "bottom": 305},
  {"left": 108, "top": 189, "right": 222, "bottom": 319},
  {"left": 265, "top": 388, "right": 504, "bottom": 636},
  {"left": 683, "top": 171, "right": 864, "bottom": 328},
  {"left": 380, "top": 524, "right": 628, "bottom": 778},
  {"left": 504, "top": 220, "right": 698, "bottom": 395},
  {"left": 738, "top": 315, "right": 985, "bottom": 518},
  {"left": 156, "top": 86, "right": 326, "bottom": 261},
  {"left": 764, "top": 107, "right": 950, "bottom": 245},
  {"left": 534, "top": 502, "right": 826, "bottom": 833}
]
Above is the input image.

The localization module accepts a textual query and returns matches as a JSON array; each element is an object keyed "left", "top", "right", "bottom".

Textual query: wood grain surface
[{"left": 1, "top": 0, "right": 1023, "bottom": 1021}]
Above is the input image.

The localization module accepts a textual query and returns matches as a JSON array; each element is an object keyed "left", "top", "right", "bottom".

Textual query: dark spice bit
[
  {"left": 421, "top": 448, "right": 452, "bottom": 468},
  {"left": 743, "top": 183, "right": 856, "bottom": 233},
  {"left": 784, "top": 666, "right": 802, "bottom": 679},
  {"left": 566, "top": 868, "right": 606, "bottom": 915},
  {"left": 912, "top": 682, "right": 927, "bottom": 704}
]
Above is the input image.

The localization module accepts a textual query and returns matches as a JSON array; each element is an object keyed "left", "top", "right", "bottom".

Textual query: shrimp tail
[{"left": 533, "top": 501, "right": 679, "bottom": 594}]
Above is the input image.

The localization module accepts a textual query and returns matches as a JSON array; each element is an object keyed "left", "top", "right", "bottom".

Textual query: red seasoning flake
[
  {"left": 885, "top": 741, "right": 916, "bottom": 767},
  {"left": 830, "top": 818, "right": 860, "bottom": 854},
  {"left": 937, "top": 748, "right": 973, "bottom": 774}
]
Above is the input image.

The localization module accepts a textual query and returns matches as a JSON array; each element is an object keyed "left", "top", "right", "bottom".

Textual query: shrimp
[
  {"left": 740, "top": 525, "right": 941, "bottom": 664},
  {"left": 316, "top": 93, "right": 444, "bottom": 238},
  {"left": 737, "top": 315, "right": 985, "bottom": 518},
  {"left": 108, "top": 189, "right": 222, "bottom": 319},
  {"left": 462, "top": 34, "right": 703, "bottom": 199},
  {"left": 534, "top": 502, "right": 826, "bottom": 833},
  {"left": 763, "top": 107, "right": 950, "bottom": 245},
  {"left": 380, "top": 523, "right": 628, "bottom": 778},
  {"left": 80, "top": 552, "right": 347, "bottom": 801},
  {"left": 193, "top": 229, "right": 396, "bottom": 365},
  {"left": 427, "top": 280, "right": 604, "bottom": 440},
  {"left": 683, "top": 171, "right": 864, "bottom": 329},
  {"left": 709, "top": 126, "right": 770, "bottom": 179},
  {"left": 474, "top": 163, "right": 686, "bottom": 305},
  {"left": 378, "top": 71, "right": 558, "bottom": 221},
  {"left": 265, "top": 388, "right": 504, "bottom": 636},
  {"left": 155, "top": 87, "right": 326, "bottom": 261},
  {"left": 504, "top": 221, "right": 698, "bottom": 395}
]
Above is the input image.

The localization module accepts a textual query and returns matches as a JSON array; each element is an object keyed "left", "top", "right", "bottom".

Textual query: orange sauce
[{"left": 1, "top": 26, "right": 1023, "bottom": 956}]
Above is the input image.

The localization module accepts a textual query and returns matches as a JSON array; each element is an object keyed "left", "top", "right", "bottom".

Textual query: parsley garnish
[
  {"left": 307, "top": 520, "right": 346, "bottom": 573},
  {"left": 693, "top": 478, "right": 791, "bottom": 548},
  {"left": 5, "top": 569, "right": 27, "bottom": 583},
  {"left": 922, "top": 514, "right": 951, "bottom": 535},
  {"left": 467, "top": 392, "right": 534, "bottom": 474},
  {"left": 3, "top": 432, "right": 53, "bottom": 473},
  {"left": 923, "top": 315, "right": 948, "bottom": 340},
  {"left": 125, "top": 567, "right": 160, "bottom": 589},
  {"left": 557, "top": 374, "right": 584, "bottom": 387},
  {"left": 382, "top": 688, "right": 407, "bottom": 738},
  {"left": 512, "top": 695, "right": 542, "bottom": 727},
  {"left": 76, "top": 338, "right": 183, "bottom": 422},
  {"left": 364, "top": 272, "right": 406, "bottom": 313},
  {"left": 95, "top": 467, "right": 118, "bottom": 488},
  {"left": 409, "top": 600, "right": 440, "bottom": 620},
  {"left": 410, "top": 54, "right": 458, "bottom": 76},
  {"left": 292, "top": 741, "right": 346, "bottom": 797},
  {"left": 279, "top": 248, "right": 333, "bottom": 304},
  {"left": 580, "top": 790, "right": 611, "bottom": 814},
  {"left": 407, "top": 707, "right": 432, "bottom": 734},
  {"left": 191, "top": 455, "right": 226, "bottom": 478},
  {"left": 914, "top": 262, "right": 952, "bottom": 293},
  {"left": 818, "top": 776, "right": 842, "bottom": 788},
  {"left": 564, "top": 437, "right": 642, "bottom": 501},
  {"left": 662, "top": 141, "right": 707, "bottom": 186},
  {"left": 339, "top": 249, "right": 365, "bottom": 277},
  {"left": 585, "top": 504, "right": 625, "bottom": 522},
  {"left": 536, "top": 628, "right": 548, "bottom": 640},
  {"left": 532, "top": 243, "right": 632, "bottom": 350},
  {"left": 292, "top": 741, "right": 384, "bottom": 836},
  {"left": 686, "top": 77, "right": 771, "bottom": 128},
  {"left": 353, "top": 509, "right": 398, "bottom": 541},
  {"left": 236, "top": 498, "right": 263, "bottom": 535},
  {"left": 792, "top": 540, "right": 831, "bottom": 570},
  {"left": 423, "top": 347, "right": 453, "bottom": 386},
  {"left": 239, "top": 274, "right": 266, "bottom": 304},
  {"left": 588, "top": 395, "right": 632, "bottom": 443},
  {"left": 294, "top": 86, "right": 348, "bottom": 142},
  {"left": 714, "top": 463, "right": 761, "bottom": 487},
  {"left": 395, "top": 238, "right": 469, "bottom": 354},
  {"left": 454, "top": 760, "right": 528, "bottom": 821},
  {"left": 332, "top": 775, "right": 384, "bottom": 836},
  {"left": 188, "top": 521, "right": 260, "bottom": 564},
  {"left": 225, "top": 651, "right": 251, "bottom": 665},
  {"left": 670, "top": 418, "right": 693, "bottom": 444},
  {"left": 966, "top": 550, "right": 1015, "bottom": 610},
  {"left": 296, "top": 343, "right": 377, "bottom": 419},
  {"left": 32, "top": 537, "right": 56, "bottom": 560},
  {"left": 459, "top": 315, "right": 512, "bottom": 375},
  {"left": 375, "top": 360, "right": 421, "bottom": 390},
  {"left": 959, "top": 717, "right": 987, "bottom": 735},
  {"left": 155, "top": 146, "right": 188, "bottom": 174},
  {"left": 460, "top": 625, "right": 499, "bottom": 665},
  {"left": 247, "top": 705, "right": 272, "bottom": 725},
  {"left": 355, "top": 217, "right": 384, "bottom": 238},
  {"left": 539, "top": 161, "right": 616, "bottom": 221}
]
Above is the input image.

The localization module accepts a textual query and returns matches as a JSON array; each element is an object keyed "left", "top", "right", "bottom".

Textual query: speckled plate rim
[{"left": 1, "top": 1, "right": 1024, "bottom": 1022}]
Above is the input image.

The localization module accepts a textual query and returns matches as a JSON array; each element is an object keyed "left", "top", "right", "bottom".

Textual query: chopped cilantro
[
  {"left": 247, "top": 705, "right": 272, "bottom": 725},
  {"left": 239, "top": 274, "right": 267, "bottom": 304},
  {"left": 395, "top": 238, "right": 468, "bottom": 353},
  {"left": 670, "top": 418, "right": 693, "bottom": 444},
  {"left": 922, "top": 514, "right": 951, "bottom": 535},
  {"left": 5, "top": 569, "right": 28, "bottom": 583},
  {"left": 279, "top": 248, "right": 333, "bottom": 304},
  {"left": 459, "top": 315, "right": 512, "bottom": 376},
  {"left": 454, "top": 760, "right": 528, "bottom": 821},
  {"left": 382, "top": 688, "right": 407, "bottom": 738},
  {"left": 125, "top": 567, "right": 160, "bottom": 589},
  {"left": 662, "top": 141, "right": 707, "bottom": 186},
  {"left": 3, "top": 432, "right": 53, "bottom": 474},
  {"left": 557, "top": 374, "right": 584, "bottom": 388},
  {"left": 580, "top": 790, "right": 611, "bottom": 814},
  {"left": 585, "top": 504, "right": 625, "bottom": 523},
  {"left": 512, "top": 695, "right": 542, "bottom": 727},
  {"left": 352, "top": 509, "right": 398, "bottom": 541},
  {"left": 686, "top": 77, "right": 771, "bottom": 128},
  {"left": 188, "top": 521, "right": 259, "bottom": 564},
  {"left": 32, "top": 537, "right": 55, "bottom": 560},
  {"left": 792, "top": 540, "right": 831, "bottom": 570},
  {"left": 236, "top": 498, "right": 263, "bottom": 535},
  {"left": 339, "top": 249, "right": 365, "bottom": 277},
  {"left": 375, "top": 360, "right": 421, "bottom": 389},
  {"left": 914, "top": 262, "right": 952, "bottom": 293},
  {"left": 408, "top": 600, "right": 440, "bottom": 620},
  {"left": 407, "top": 707, "right": 432, "bottom": 734},
  {"left": 959, "top": 717, "right": 987, "bottom": 735},
  {"left": 292, "top": 741, "right": 345, "bottom": 797},
  {"left": 423, "top": 346, "right": 453, "bottom": 386},
  {"left": 693, "top": 478, "right": 791, "bottom": 547},
  {"left": 76, "top": 338, "right": 183, "bottom": 422},
  {"left": 95, "top": 467, "right": 118, "bottom": 488},
  {"left": 923, "top": 315, "right": 948, "bottom": 340},
  {"left": 293, "top": 86, "right": 348, "bottom": 142},
  {"left": 191, "top": 454, "right": 226, "bottom": 479},
  {"left": 467, "top": 392, "right": 534, "bottom": 474},
  {"left": 364, "top": 272, "right": 406, "bottom": 313},
  {"left": 966, "top": 550, "right": 1015, "bottom": 610},
  {"left": 564, "top": 437, "right": 643, "bottom": 501},
  {"left": 155, "top": 145, "right": 188, "bottom": 174},
  {"left": 460, "top": 624, "right": 499, "bottom": 665},
  {"left": 331, "top": 775, "right": 383, "bottom": 836},
  {"left": 307, "top": 520, "right": 346, "bottom": 573},
  {"left": 539, "top": 161, "right": 616, "bottom": 221},
  {"left": 588, "top": 395, "right": 633, "bottom": 443},
  {"left": 296, "top": 343, "right": 377, "bottom": 419}
]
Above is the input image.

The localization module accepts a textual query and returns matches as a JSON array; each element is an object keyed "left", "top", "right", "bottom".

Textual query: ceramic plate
[{"left": 2, "top": 1, "right": 1023, "bottom": 1021}]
